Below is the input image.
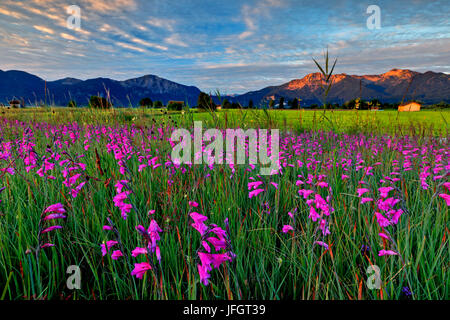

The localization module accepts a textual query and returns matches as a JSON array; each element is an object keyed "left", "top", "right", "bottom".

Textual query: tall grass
[{"left": 0, "top": 109, "right": 448, "bottom": 300}]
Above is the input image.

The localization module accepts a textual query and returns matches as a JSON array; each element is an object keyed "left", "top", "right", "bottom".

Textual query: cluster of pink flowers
[
  {"left": 39, "top": 203, "right": 67, "bottom": 249},
  {"left": 113, "top": 180, "right": 133, "bottom": 220},
  {"left": 190, "top": 201, "right": 235, "bottom": 285},
  {"left": 130, "top": 218, "right": 162, "bottom": 279},
  {"left": 100, "top": 223, "right": 123, "bottom": 260}
]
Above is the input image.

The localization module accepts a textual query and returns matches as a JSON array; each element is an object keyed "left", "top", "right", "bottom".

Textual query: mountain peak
[{"left": 381, "top": 68, "right": 417, "bottom": 78}]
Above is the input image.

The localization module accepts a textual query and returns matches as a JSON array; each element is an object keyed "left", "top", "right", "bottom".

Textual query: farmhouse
[
  {"left": 168, "top": 101, "right": 185, "bottom": 106},
  {"left": 9, "top": 100, "right": 21, "bottom": 108},
  {"left": 398, "top": 101, "right": 421, "bottom": 112}
]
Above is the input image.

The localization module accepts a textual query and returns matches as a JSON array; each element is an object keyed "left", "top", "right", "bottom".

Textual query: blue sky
[{"left": 0, "top": 0, "right": 448, "bottom": 93}]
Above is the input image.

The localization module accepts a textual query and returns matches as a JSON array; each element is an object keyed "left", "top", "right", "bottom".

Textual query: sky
[{"left": 0, "top": 0, "right": 449, "bottom": 94}]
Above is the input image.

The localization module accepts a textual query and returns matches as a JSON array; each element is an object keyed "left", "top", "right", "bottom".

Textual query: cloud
[
  {"left": 147, "top": 17, "right": 177, "bottom": 32},
  {"left": 116, "top": 41, "right": 146, "bottom": 53},
  {"left": 81, "top": 0, "right": 137, "bottom": 13},
  {"left": 33, "top": 25, "right": 55, "bottom": 34},
  {"left": 131, "top": 37, "right": 168, "bottom": 51},
  {"left": 0, "top": 7, "right": 28, "bottom": 19},
  {"left": 164, "top": 34, "right": 188, "bottom": 47},
  {"left": 238, "top": 0, "right": 284, "bottom": 39},
  {"left": 60, "top": 33, "right": 80, "bottom": 41}
]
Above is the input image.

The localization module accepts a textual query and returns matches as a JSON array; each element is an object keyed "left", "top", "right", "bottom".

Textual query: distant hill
[
  {"left": 0, "top": 70, "right": 201, "bottom": 107},
  {"left": 232, "top": 69, "right": 450, "bottom": 106},
  {"left": 0, "top": 68, "right": 448, "bottom": 107}
]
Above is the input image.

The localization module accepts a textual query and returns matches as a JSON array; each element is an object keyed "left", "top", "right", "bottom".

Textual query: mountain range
[{"left": 0, "top": 68, "right": 448, "bottom": 107}]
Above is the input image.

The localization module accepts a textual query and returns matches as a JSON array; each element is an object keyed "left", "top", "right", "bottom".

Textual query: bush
[
  {"left": 139, "top": 97, "right": 153, "bottom": 108},
  {"left": 89, "top": 96, "right": 111, "bottom": 109},
  {"left": 222, "top": 99, "right": 232, "bottom": 109},
  {"left": 153, "top": 100, "right": 163, "bottom": 108},
  {"left": 167, "top": 101, "right": 183, "bottom": 111},
  {"left": 197, "top": 92, "right": 216, "bottom": 111},
  {"left": 67, "top": 100, "right": 77, "bottom": 108}
]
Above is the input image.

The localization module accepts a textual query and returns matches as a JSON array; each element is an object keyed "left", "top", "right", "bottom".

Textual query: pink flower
[
  {"left": 361, "top": 197, "right": 373, "bottom": 204},
  {"left": 71, "top": 181, "right": 86, "bottom": 198},
  {"left": 189, "top": 201, "right": 199, "bottom": 207},
  {"left": 44, "top": 213, "right": 67, "bottom": 221},
  {"left": 314, "top": 241, "right": 329, "bottom": 250},
  {"left": 298, "top": 189, "right": 314, "bottom": 199},
  {"left": 248, "top": 181, "right": 263, "bottom": 190},
  {"left": 378, "top": 232, "right": 390, "bottom": 240},
  {"left": 375, "top": 212, "right": 391, "bottom": 227},
  {"left": 111, "top": 250, "right": 123, "bottom": 260},
  {"left": 317, "top": 181, "right": 328, "bottom": 188},
  {"left": 197, "top": 264, "right": 211, "bottom": 285},
  {"left": 207, "top": 237, "right": 227, "bottom": 251},
  {"left": 357, "top": 188, "right": 370, "bottom": 197},
  {"left": 190, "top": 212, "right": 208, "bottom": 223},
  {"left": 309, "top": 206, "right": 320, "bottom": 221},
  {"left": 101, "top": 240, "right": 118, "bottom": 256},
  {"left": 41, "top": 225, "right": 62, "bottom": 234},
  {"left": 282, "top": 225, "right": 294, "bottom": 233},
  {"left": 249, "top": 188, "right": 264, "bottom": 198},
  {"left": 131, "top": 262, "right": 152, "bottom": 279},
  {"left": 132, "top": 247, "right": 148, "bottom": 257},
  {"left": 438, "top": 194, "right": 450, "bottom": 206},
  {"left": 148, "top": 209, "right": 156, "bottom": 215},
  {"left": 378, "top": 187, "right": 394, "bottom": 199},
  {"left": 378, "top": 249, "right": 398, "bottom": 256},
  {"left": 270, "top": 182, "right": 279, "bottom": 189},
  {"left": 44, "top": 203, "right": 65, "bottom": 214},
  {"left": 40, "top": 243, "right": 54, "bottom": 249},
  {"left": 391, "top": 209, "right": 404, "bottom": 224}
]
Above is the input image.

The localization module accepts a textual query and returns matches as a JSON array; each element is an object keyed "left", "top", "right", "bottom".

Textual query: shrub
[
  {"left": 197, "top": 92, "right": 216, "bottom": 111},
  {"left": 167, "top": 101, "right": 183, "bottom": 111},
  {"left": 139, "top": 97, "right": 153, "bottom": 108},
  {"left": 67, "top": 100, "right": 77, "bottom": 108},
  {"left": 89, "top": 96, "right": 111, "bottom": 109},
  {"left": 153, "top": 100, "right": 163, "bottom": 108}
]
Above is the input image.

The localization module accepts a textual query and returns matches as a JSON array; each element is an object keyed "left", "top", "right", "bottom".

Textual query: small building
[
  {"left": 168, "top": 101, "right": 185, "bottom": 106},
  {"left": 9, "top": 100, "right": 21, "bottom": 108},
  {"left": 398, "top": 101, "right": 421, "bottom": 112}
]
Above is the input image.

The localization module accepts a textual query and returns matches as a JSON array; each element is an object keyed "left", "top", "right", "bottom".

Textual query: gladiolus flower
[
  {"left": 378, "top": 232, "right": 390, "bottom": 240},
  {"left": 189, "top": 201, "right": 199, "bottom": 207},
  {"left": 249, "top": 188, "right": 264, "bottom": 198},
  {"left": 357, "top": 188, "right": 370, "bottom": 197},
  {"left": 132, "top": 247, "right": 148, "bottom": 257},
  {"left": 282, "top": 225, "right": 294, "bottom": 233},
  {"left": 44, "top": 203, "right": 65, "bottom": 214},
  {"left": 40, "top": 243, "right": 54, "bottom": 249},
  {"left": 44, "top": 213, "right": 67, "bottom": 221},
  {"left": 131, "top": 262, "right": 152, "bottom": 279},
  {"left": 314, "top": 241, "right": 329, "bottom": 250},
  {"left": 438, "top": 194, "right": 450, "bottom": 206},
  {"left": 41, "top": 225, "right": 62, "bottom": 233},
  {"left": 361, "top": 197, "right": 373, "bottom": 204},
  {"left": 111, "top": 250, "right": 123, "bottom": 260},
  {"left": 378, "top": 187, "right": 394, "bottom": 199},
  {"left": 378, "top": 249, "right": 398, "bottom": 256}
]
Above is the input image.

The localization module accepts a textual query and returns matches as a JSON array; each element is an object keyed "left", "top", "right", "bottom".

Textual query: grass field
[
  {"left": 2, "top": 107, "right": 449, "bottom": 135},
  {"left": 0, "top": 107, "right": 448, "bottom": 300}
]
